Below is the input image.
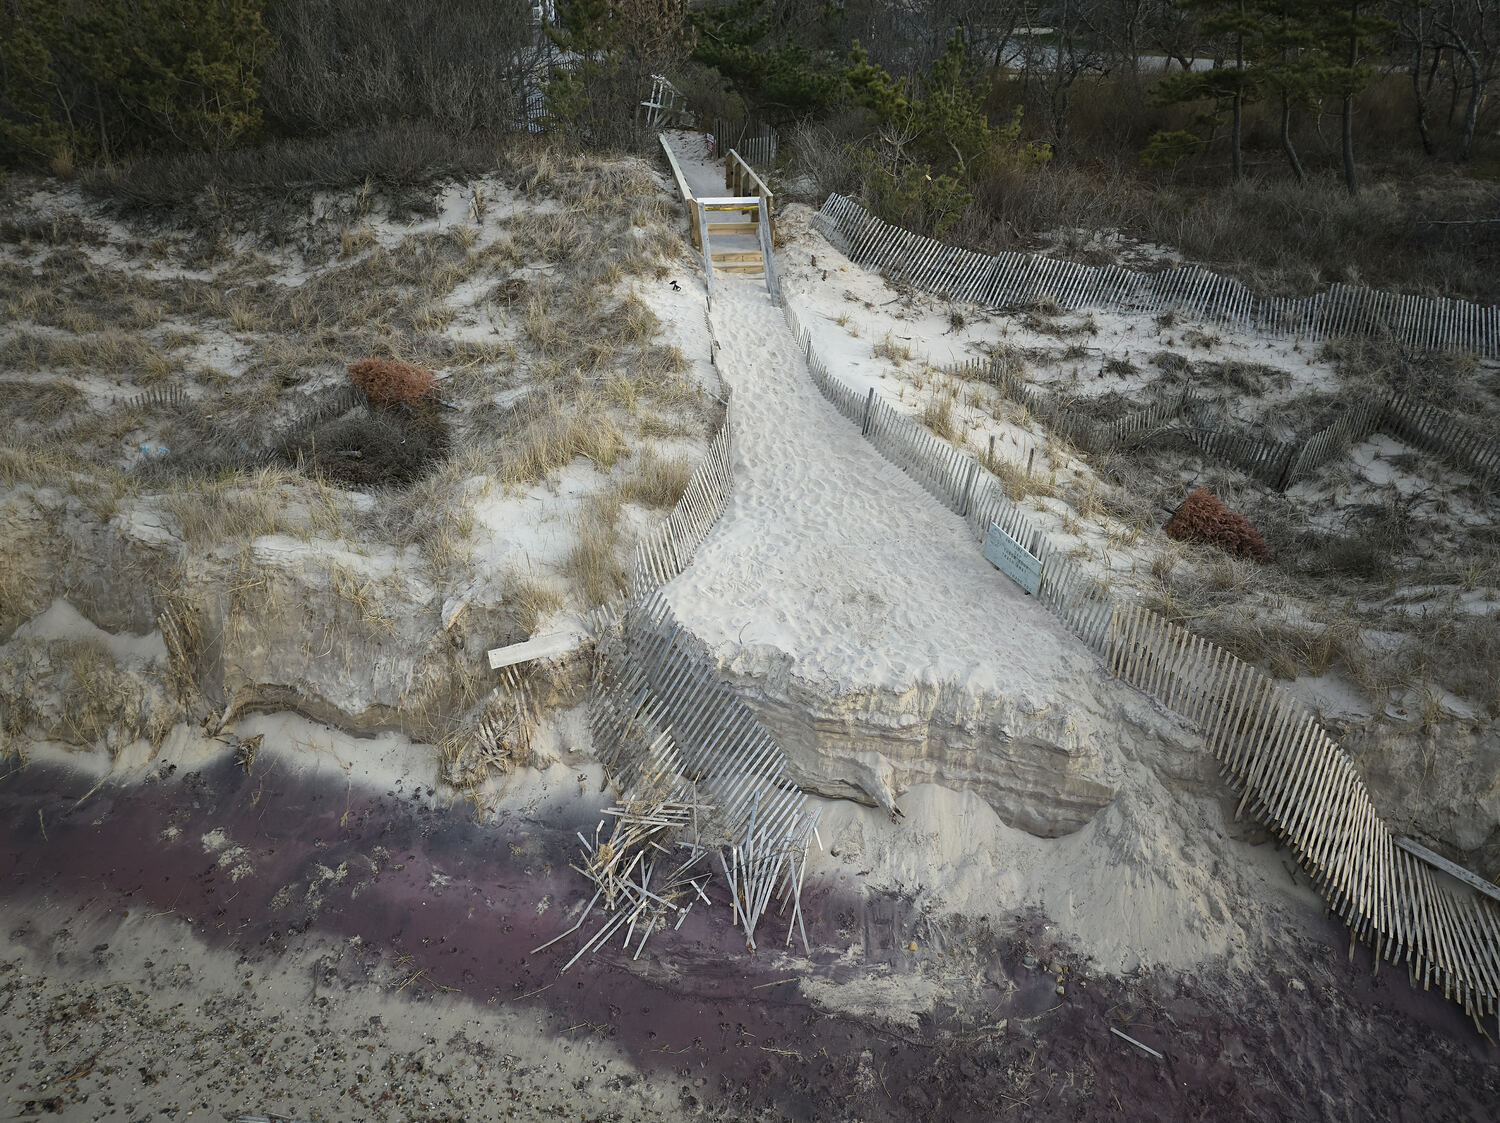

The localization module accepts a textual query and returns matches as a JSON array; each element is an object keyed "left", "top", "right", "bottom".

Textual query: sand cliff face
[
  {"left": 732, "top": 674, "right": 1115, "bottom": 836},
  {"left": 6, "top": 489, "right": 1497, "bottom": 881},
  {"left": 696, "top": 637, "right": 1210, "bottom": 839},
  {"left": 1345, "top": 720, "right": 1500, "bottom": 876}
]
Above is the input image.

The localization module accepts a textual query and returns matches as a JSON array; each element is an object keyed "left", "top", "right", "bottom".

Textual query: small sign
[{"left": 984, "top": 523, "right": 1041, "bottom": 595}]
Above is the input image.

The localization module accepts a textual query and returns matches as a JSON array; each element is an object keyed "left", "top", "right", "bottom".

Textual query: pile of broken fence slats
[
  {"left": 534, "top": 715, "right": 718, "bottom": 971},
  {"left": 813, "top": 193, "right": 1500, "bottom": 359},
  {"left": 782, "top": 296, "right": 1500, "bottom": 1035},
  {"left": 540, "top": 591, "right": 819, "bottom": 969}
]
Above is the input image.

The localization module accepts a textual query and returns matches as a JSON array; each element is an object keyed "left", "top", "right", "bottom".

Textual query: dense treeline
[
  {"left": 0, "top": 1, "right": 1494, "bottom": 299},
  {"left": 683, "top": 0, "right": 1499, "bottom": 301},
  {"left": 0, "top": 0, "right": 544, "bottom": 170},
  {"left": 682, "top": 1, "right": 1497, "bottom": 181},
  {"left": 3, "top": 1, "right": 1491, "bottom": 177}
]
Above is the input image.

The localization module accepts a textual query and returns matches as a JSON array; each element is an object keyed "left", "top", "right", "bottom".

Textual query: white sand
[
  {"left": 666, "top": 275, "right": 1092, "bottom": 699},
  {"left": 653, "top": 271, "right": 1319, "bottom": 973}
]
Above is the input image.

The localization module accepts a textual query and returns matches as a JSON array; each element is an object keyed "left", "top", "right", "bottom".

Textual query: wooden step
[
  {"left": 711, "top": 250, "right": 763, "bottom": 263},
  {"left": 706, "top": 222, "right": 759, "bottom": 235},
  {"left": 715, "top": 263, "right": 765, "bottom": 275}
]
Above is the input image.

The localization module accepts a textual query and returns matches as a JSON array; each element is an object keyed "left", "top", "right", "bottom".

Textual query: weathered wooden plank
[{"left": 1394, "top": 837, "right": 1500, "bottom": 904}]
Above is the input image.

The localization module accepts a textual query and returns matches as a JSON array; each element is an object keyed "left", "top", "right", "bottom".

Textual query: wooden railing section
[
  {"left": 658, "top": 132, "right": 701, "bottom": 250},
  {"left": 725, "top": 149, "right": 775, "bottom": 242},
  {"left": 660, "top": 133, "right": 778, "bottom": 304}
]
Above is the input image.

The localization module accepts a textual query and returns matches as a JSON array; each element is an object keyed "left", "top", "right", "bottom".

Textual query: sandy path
[
  {"left": 665, "top": 275, "right": 1096, "bottom": 700},
  {"left": 664, "top": 129, "right": 724, "bottom": 199}
]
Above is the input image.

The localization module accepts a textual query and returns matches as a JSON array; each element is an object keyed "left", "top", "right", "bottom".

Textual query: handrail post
[
  {"left": 758, "top": 199, "right": 780, "bottom": 305},
  {"left": 697, "top": 199, "right": 714, "bottom": 307}
]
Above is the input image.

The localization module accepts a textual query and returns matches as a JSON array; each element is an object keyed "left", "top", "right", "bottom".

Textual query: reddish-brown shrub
[
  {"left": 347, "top": 358, "right": 436, "bottom": 407},
  {"left": 1164, "top": 488, "right": 1271, "bottom": 563}
]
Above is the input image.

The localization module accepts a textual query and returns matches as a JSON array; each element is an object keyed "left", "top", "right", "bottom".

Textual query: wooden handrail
[
  {"left": 658, "top": 132, "right": 702, "bottom": 251},
  {"left": 658, "top": 132, "right": 694, "bottom": 204},
  {"left": 724, "top": 149, "right": 774, "bottom": 241}
]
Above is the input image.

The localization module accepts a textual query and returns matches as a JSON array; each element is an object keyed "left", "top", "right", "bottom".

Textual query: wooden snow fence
[
  {"left": 115, "top": 384, "right": 190, "bottom": 411},
  {"left": 783, "top": 300, "right": 1500, "bottom": 1035},
  {"left": 713, "top": 116, "right": 778, "bottom": 167},
  {"left": 813, "top": 193, "right": 1500, "bottom": 359},
  {"left": 557, "top": 591, "right": 818, "bottom": 966},
  {"left": 622, "top": 417, "right": 735, "bottom": 597},
  {"left": 1381, "top": 394, "right": 1500, "bottom": 485}
]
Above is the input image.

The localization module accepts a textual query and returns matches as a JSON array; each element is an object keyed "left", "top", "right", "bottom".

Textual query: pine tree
[
  {"left": 1257, "top": 0, "right": 1323, "bottom": 183},
  {"left": 687, "top": 0, "right": 840, "bottom": 116},
  {"left": 0, "top": 0, "right": 271, "bottom": 169},
  {"left": 1148, "top": 0, "right": 1262, "bottom": 183},
  {"left": 1145, "top": 0, "right": 1386, "bottom": 187},
  {"left": 1316, "top": 1, "right": 1395, "bottom": 193},
  {"left": 843, "top": 31, "right": 1047, "bottom": 236},
  {"left": 0, "top": 0, "right": 75, "bottom": 167},
  {"left": 546, "top": 0, "right": 694, "bottom": 144}
]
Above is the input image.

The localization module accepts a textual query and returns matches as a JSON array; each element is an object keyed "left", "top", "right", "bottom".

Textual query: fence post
[
  {"left": 960, "top": 460, "right": 981, "bottom": 517},
  {"left": 697, "top": 200, "right": 714, "bottom": 307},
  {"left": 758, "top": 200, "right": 780, "bottom": 306},
  {"left": 861, "top": 387, "right": 876, "bottom": 435}
]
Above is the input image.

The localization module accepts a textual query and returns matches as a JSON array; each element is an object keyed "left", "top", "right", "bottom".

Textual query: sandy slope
[
  {"left": 670, "top": 275, "right": 1084, "bottom": 695},
  {"left": 647, "top": 274, "right": 1315, "bottom": 975}
]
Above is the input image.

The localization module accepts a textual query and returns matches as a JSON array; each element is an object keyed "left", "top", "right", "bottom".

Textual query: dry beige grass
[
  {"left": 636, "top": 411, "right": 699, "bottom": 440},
  {"left": 618, "top": 449, "right": 693, "bottom": 509},
  {"left": 507, "top": 570, "right": 566, "bottom": 635},
  {"left": 328, "top": 564, "right": 399, "bottom": 638},
  {"left": 499, "top": 395, "right": 628, "bottom": 487},
  {"left": 873, "top": 333, "right": 913, "bottom": 363},
  {"left": 0, "top": 440, "right": 138, "bottom": 518},
  {"left": 0, "top": 378, "right": 86, "bottom": 425},
  {"left": 163, "top": 467, "right": 298, "bottom": 547},
  {"left": 0, "top": 330, "right": 174, "bottom": 382},
  {"left": 618, "top": 293, "right": 660, "bottom": 345},
  {"left": 0, "top": 140, "right": 709, "bottom": 777},
  {"left": 564, "top": 494, "right": 627, "bottom": 607},
  {"left": 920, "top": 393, "right": 959, "bottom": 442},
  {"left": 0, "top": 511, "right": 49, "bottom": 638},
  {"left": 0, "top": 638, "right": 178, "bottom": 758},
  {"left": 373, "top": 462, "right": 477, "bottom": 574}
]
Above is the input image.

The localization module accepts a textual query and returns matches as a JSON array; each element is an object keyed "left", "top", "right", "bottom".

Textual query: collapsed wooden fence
[
  {"left": 945, "top": 354, "right": 1499, "bottom": 491},
  {"left": 535, "top": 304, "right": 798, "bottom": 967},
  {"left": 813, "top": 193, "right": 1500, "bottom": 359},
  {"left": 783, "top": 300, "right": 1500, "bottom": 1035},
  {"left": 539, "top": 306, "right": 817, "bottom": 963}
]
